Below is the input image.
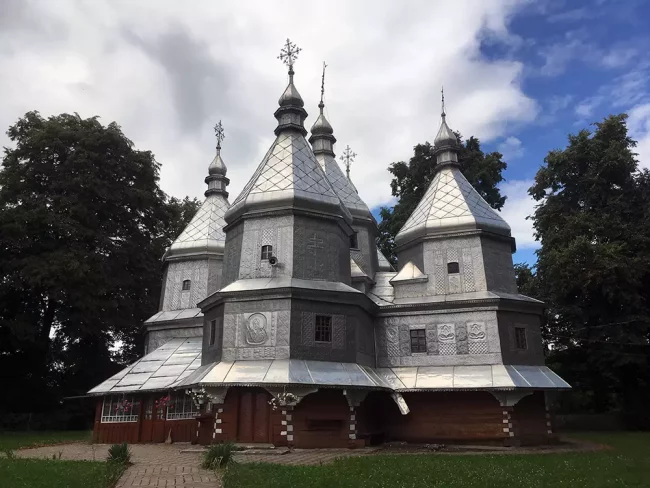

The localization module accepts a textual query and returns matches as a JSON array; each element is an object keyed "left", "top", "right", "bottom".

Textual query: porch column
[{"left": 490, "top": 391, "right": 532, "bottom": 447}]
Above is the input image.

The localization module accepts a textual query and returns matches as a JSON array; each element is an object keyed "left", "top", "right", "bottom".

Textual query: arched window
[
  {"left": 182, "top": 279, "right": 191, "bottom": 291},
  {"left": 447, "top": 262, "right": 460, "bottom": 274},
  {"left": 261, "top": 245, "right": 273, "bottom": 260}
]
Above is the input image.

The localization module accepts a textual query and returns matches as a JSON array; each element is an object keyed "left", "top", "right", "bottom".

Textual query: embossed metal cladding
[
  {"left": 164, "top": 123, "right": 230, "bottom": 261},
  {"left": 308, "top": 66, "right": 374, "bottom": 224},
  {"left": 395, "top": 97, "right": 511, "bottom": 247},
  {"left": 88, "top": 338, "right": 202, "bottom": 395},
  {"left": 225, "top": 43, "right": 351, "bottom": 225}
]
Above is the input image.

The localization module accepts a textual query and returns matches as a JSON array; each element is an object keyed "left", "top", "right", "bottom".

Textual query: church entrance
[{"left": 232, "top": 387, "right": 272, "bottom": 443}]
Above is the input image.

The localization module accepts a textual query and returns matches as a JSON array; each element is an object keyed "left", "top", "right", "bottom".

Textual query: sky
[{"left": 2, "top": 0, "right": 650, "bottom": 266}]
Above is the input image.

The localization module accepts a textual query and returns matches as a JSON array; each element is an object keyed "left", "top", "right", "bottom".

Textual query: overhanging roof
[{"left": 87, "top": 337, "right": 202, "bottom": 395}]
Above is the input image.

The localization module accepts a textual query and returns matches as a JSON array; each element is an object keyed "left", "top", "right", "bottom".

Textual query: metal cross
[
  {"left": 278, "top": 38, "right": 301, "bottom": 71},
  {"left": 320, "top": 61, "right": 328, "bottom": 105},
  {"left": 340, "top": 145, "right": 357, "bottom": 181},
  {"left": 214, "top": 120, "right": 225, "bottom": 151}
]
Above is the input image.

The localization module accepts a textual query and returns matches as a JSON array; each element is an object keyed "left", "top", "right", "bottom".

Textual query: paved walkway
[{"left": 18, "top": 443, "right": 220, "bottom": 487}]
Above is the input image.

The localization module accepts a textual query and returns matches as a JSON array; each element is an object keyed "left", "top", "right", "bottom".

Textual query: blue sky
[{"left": 2, "top": 0, "right": 650, "bottom": 269}]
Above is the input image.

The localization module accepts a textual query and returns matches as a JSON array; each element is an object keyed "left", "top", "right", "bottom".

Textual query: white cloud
[
  {"left": 575, "top": 96, "right": 604, "bottom": 119},
  {"left": 500, "top": 179, "right": 539, "bottom": 249},
  {"left": 0, "top": 0, "right": 537, "bottom": 210},
  {"left": 627, "top": 103, "right": 650, "bottom": 169},
  {"left": 498, "top": 136, "right": 524, "bottom": 160}
]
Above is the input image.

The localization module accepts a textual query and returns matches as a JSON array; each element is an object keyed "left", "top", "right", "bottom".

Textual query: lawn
[
  {"left": 0, "top": 430, "right": 91, "bottom": 450},
  {"left": 0, "top": 431, "right": 123, "bottom": 488},
  {"left": 223, "top": 432, "right": 650, "bottom": 488}
]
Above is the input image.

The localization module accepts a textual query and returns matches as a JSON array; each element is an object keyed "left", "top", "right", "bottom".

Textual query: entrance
[
  {"left": 140, "top": 397, "right": 168, "bottom": 443},
  {"left": 235, "top": 388, "right": 272, "bottom": 443}
]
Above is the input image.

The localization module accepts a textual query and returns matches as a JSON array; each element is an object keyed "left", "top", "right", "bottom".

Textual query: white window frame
[
  {"left": 101, "top": 394, "right": 141, "bottom": 423},
  {"left": 166, "top": 393, "right": 199, "bottom": 420}
]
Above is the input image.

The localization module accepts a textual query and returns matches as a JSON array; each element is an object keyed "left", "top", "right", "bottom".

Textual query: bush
[
  {"left": 201, "top": 442, "right": 239, "bottom": 470},
  {"left": 107, "top": 443, "right": 131, "bottom": 465}
]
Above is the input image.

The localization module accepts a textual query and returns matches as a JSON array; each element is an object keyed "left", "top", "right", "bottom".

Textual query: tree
[
  {"left": 0, "top": 111, "right": 199, "bottom": 417},
  {"left": 378, "top": 136, "right": 507, "bottom": 264},
  {"left": 529, "top": 114, "right": 650, "bottom": 415}
]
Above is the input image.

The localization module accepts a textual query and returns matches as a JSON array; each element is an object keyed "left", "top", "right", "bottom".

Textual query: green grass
[
  {"left": 0, "top": 431, "right": 91, "bottom": 450},
  {"left": 0, "top": 432, "right": 125, "bottom": 488},
  {"left": 0, "top": 458, "right": 117, "bottom": 488},
  {"left": 223, "top": 432, "right": 650, "bottom": 488}
]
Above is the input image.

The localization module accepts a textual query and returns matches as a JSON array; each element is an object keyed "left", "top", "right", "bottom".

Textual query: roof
[
  {"left": 315, "top": 153, "right": 374, "bottom": 222},
  {"left": 376, "top": 248, "right": 394, "bottom": 272},
  {"left": 390, "top": 261, "right": 426, "bottom": 283},
  {"left": 144, "top": 308, "right": 202, "bottom": 324},
  {"left": 217, "top": 277, "right": 363, "bottom": 295},
  {"left": 395, "top": 165, "right": 511, "bottom": 246},
  {"left": 178, "top": 359, "right": 393, "bottom": 390},
  {"left": 378, "top": 365, "right": 570, "bottom": 391},
  {"left": 225, "top": 131, "right": 351, "bottom": 223},
  {"left": 88, "top": 338, "right": 202, "bottom": 395},
  {"left": 164, "top": 194, "right": 229, "bottom": 260}
]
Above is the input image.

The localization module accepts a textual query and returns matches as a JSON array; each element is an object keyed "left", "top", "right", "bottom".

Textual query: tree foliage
[
  {"left": 0, "top": 112, "right": 199, "bottom": 416},
  {"left": 528, "top": 114, "right": 650, "bottom": 415},
  {"left": 378, "top": 136, "right": 507, "bottom": 264}
]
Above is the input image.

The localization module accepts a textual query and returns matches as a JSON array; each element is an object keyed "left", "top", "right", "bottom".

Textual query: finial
[
  {"left": 319, "top": 61, "right": 327, "bottom": 113},
  {"left": 441, "top": 86, "right": 446, "bottom": 118},
  {"left": 278, "top": 38, "right": 301, "bottom": 77},
  {"left": 213, "top": 120, "right": 225, "bottom": 154},
  {"left": 340, "top": 145, "right": 357, "bottom": 181}
]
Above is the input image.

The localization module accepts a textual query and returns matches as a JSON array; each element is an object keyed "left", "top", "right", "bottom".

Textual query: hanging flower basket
[
  {"left": 268, "top": 391, "right": 299, "bottom": 410},
  {"left": 155, "top": 395, "right": 172, "bottom": 410}
]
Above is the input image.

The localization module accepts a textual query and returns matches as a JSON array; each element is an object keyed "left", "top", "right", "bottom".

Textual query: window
[
  {"left": 101, "top": 395, "right": 141, "bottom": 423},
  {"left": 515, "top": 327, "right": 528, "bottom": 350},
  {"left": 261, "top": 245, "right": 273, "bottom": 260},
  {"left": 447, "top": 262, "right": 460, "bottom": 274},
  {"left": 315, "top": 315, "right": 332, "bottom": 342},
  {"left": 410, "top": 329, "right": 427, "bottom": 353},
  {"left": 209, "top": 319, "right": 216, "bottom": 346},
  {"left": 182, "top": 279, "right": 191, "bottom": 291},
  {"left": 350, "top": 232, "right": 359, "bottom": 249},
  {"left": 166, "top": 393, "right": 199, "bottom": 420}
]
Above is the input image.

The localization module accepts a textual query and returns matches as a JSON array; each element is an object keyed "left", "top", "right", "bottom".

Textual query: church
[{"left": 88, "top": 40, "right": 569, "bottom": 448}]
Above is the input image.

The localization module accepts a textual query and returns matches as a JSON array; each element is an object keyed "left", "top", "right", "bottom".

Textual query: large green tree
[
  {"left": 0, "top": 112, "right": 199, "bottom": 415},
  {"left": 529, "top": 114, "right": 650, "bottom": 415},
  {"left": 378, "top": 136, "right": 507, "bottom": 264}
]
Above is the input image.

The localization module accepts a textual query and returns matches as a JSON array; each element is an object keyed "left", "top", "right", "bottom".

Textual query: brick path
[{"left": 18, "top": 443, "right": 220, "bottom": 487}]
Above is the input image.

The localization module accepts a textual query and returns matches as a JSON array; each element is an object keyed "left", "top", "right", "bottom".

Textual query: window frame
[
  {"left": 514, "top": 327, "right": 528, "bottom": 350},
  {"left": 410, "top": 329, "right": 427, "bottom": 353},
  {"left": 261, "top": 245, "right": 273, "bottom": 260},
  {"left": 166, "top": 393, "right": 199, "bottom": 420},
  {"left": 209, "top": 319, "right": 216, "bottom": 346},
  {"left": 101, "top": 395, "right": 141, "bottom": 423},
  {"left": 314, "top": 315, "right": 333, "bottom": 343},
  {"left": 447, "top": 262, "right": 460, "bottom": 274},
  {"left": 182, "top": 279, "right": 191, "bottom": 291},
  {"left": 349, "top": 232, "right": 359, "bottom": 249}
]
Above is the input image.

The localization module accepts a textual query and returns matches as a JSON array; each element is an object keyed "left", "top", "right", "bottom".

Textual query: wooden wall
[
  {"left": 512, "top": 391, "right": 550, "bottom": 446},
  {"left": 92, "top": 395, "right": 198, "bottom": 445},
  {"left": 292, "top": 389, "right": 351, "bottom": 448}
]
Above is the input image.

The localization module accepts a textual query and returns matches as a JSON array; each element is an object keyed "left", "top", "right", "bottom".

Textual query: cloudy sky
[{"left": 2, "top": 0, "right": 650, "bottom": 265}]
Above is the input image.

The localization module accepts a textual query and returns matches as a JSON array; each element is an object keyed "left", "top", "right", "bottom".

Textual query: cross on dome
[
  {"left": 340, "top": 145, "right": 357, "bottom": 181},
  {"left": 214, "top": 120, "right": 225, "bottom": 152},
  {"left": 278, "top": 38, "right": 301, "bottom": 73}
]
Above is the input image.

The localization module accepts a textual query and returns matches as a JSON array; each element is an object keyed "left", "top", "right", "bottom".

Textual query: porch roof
[{"left": 87, "top": 337, "right": 202, "bottom": 395}]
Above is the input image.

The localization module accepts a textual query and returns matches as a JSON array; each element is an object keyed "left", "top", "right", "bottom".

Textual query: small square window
[
  {"left": 315, "top": 315, "right": 332, "bottom": 343},
  {"left": 261, "top": 245, "right": 273, "bottom": 260},
  {"left": 209, "top": 319, "right": 216, "bottom": 346},
  {"left": 350, "top": 233, "right": 359, "bottom": 249},
  {"left": 515, "top": 327, "right": 528, "bottom": 350},
  {"left": 182, "top": 279, "right": 191, "bottom": 291},
  {"left": 410, "top": 329, "right": 427, "bottom": 353},
  {"left": 447, "top": 262, "right": 459, "bottom": 274}
]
